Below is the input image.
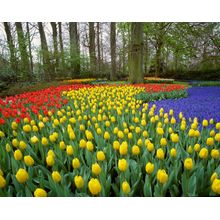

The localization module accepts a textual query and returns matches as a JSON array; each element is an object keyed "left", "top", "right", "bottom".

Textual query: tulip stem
[
  {"left": 186, "top": 171, "right": 189, "bottom": 197},
  {"left": 160, "top": 184, "right": 164, "bottom": 197}
]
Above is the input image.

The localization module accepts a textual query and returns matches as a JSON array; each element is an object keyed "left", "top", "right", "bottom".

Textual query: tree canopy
[{"left": 0, "top": 22, "right": 220, "bottom": 86}]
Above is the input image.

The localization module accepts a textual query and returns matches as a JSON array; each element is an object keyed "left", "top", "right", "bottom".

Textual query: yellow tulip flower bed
[
  {"left": 62, "top": 78, "right": 96, "bottom": 84},
  {"left": 144, "top": 77, "right": 174, "bottom": 84},
  {"left": 0, "top": 85, "right": 220, "bottom": 197}
]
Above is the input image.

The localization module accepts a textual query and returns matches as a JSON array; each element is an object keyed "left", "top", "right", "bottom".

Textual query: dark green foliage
[
  {"left": 190, "top": 81, "right": 220, "bottom": 87},
  {"left": 15, "top": 22, "right": 31, "bottom": 81},
  {"left": 135, "top": 90, "right": 188, "bottom": 102},
  {"left": 1, "top": 22, "right": 220, "bottom": 88},
  {"left": 0, "top": 80, "right": 74, "bottom": 98},
  {"left": 164, "top": 69, "right": 220, "bottom": 81},
  {"left": 0, "top": 64, "right": 16, "bottom": 91},
  {"left": 144, "top": 79, "right": 174, "bottom": 84},
  {"left": 90, "top": 80, "right": 127, "bottom": 85}
]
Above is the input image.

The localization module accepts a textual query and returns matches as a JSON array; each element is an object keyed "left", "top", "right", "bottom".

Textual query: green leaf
[
  {"left": 163, "top": 170, "right": 175, "bottom": 194},
  {"left": 25, "top": 187, "right": 33, "bottom": 197},
  {"left": 48, "top": 174, "right": 63, "bottom": 196},
  {"left": 153, "top": 183, "right": 162, "bottom": 197},
  {"left": 130, "top": 172, "right": 142, "bottom": 196},
  {"left": 170, "top": 184, "right": 180, "bottom": 196},
  {"left": 106, "top": 175, "right": 111, "bottom": 195},
  {"left": 85, "top": 150, "right": 92, "bottom": 167},
  {"left": 143, "top": 175, "right": 152, "bottom": 197},
  {"left": 181, "top": 172, "right": 188, "bottom": 196},
  {"left": 112, "top": 183, "right": 119, "bottom": 196},
  {"left": 188, "top": 174, "right": 197, "bottom": 196}
]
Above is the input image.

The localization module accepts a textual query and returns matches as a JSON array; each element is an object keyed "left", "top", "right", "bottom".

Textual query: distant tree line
[{"left": 0, "top": 22, "right": 220, "bottom": 86}]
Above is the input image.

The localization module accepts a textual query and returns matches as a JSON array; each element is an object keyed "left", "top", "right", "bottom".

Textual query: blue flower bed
[{"left": 149, "top": 86, "right": 220, "bottom": 122}]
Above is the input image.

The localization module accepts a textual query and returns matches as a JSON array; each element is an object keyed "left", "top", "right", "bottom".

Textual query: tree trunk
[
  {"left": 128, "top": 22, "right": 144, "bottom": 83},
  {"left": 3, "top": 22, "right": 18, "bottom": 78},
  {"left": 100, "top": 27, "right": 104, "bottom": 71},
  {"left": 26, "top": 22, "right": 34, "bottom": 78},
  {"left": 15, "top": 22, "right": 30, "bottom": 81},
  {"left": 110, "top": 22, "right": 117, "bottom": 80},
  {"left": 122, "top": 23, "right": 126, "bottom": 75},
  {"left": 89, "top": 22, "right": 96, "bottom": 73},
  {"left": 38, "top": 22, "right": 51, "bottom": 81},
  {"left": 174, "top": 49, "right": 179, "bottom": 71},
  {"left": 143, "top": 32, "right": 148, "bottom": 75},
  {"left": 155, "top": 38, "right": 163, "bottom": 77},
  {"left": 51, "top": 22, "right": 59, "bottom": 74},
  {"left": 154, "top": 22, "right": 169, "bottom": 77},
  {"left": 118, "top": 52, "right": 122, "bottom": 74},
  {"left": 69, "top": 22, "right": 80, "bottom": 76},
  {"left": 58, "top": 22, "right": 65, "bottom": 72},
  {"left": 127, "top": 23, "right": 132, "bottom": 79},
  {"left": 96, "top": 22, "right": 101, "bottom": 73}
]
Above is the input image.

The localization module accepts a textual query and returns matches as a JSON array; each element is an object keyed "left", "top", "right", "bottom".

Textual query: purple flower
[{"left": 148, "top": 87, "right": 220, "bottom": 123}]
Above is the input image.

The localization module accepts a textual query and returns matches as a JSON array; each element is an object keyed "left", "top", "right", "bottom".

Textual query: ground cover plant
[
  {"left": 144, "top": 77, "right": 174, "bottom": 84},
  {"left": 190, "top": 81, "right": 220, "bottom": 87},
  {"left": 62, "top": 78, "right": 97, "bottom": 84},
  {"left": 0, "top": 83, "right": 220, "bottom": 197},
  {"left": 135, "top": 90, "right": 187, "bottom": 102},
  {"left": 149, "top": 87, "right": 220, "bottom": 122}
]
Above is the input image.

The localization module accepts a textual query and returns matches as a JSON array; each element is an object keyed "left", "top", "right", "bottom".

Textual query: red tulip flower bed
[
  {"left": 133, "top": 84, "right": 186, "bottom": 93},
  {"left": 0, "top": 84, "right": 93, "bottom": 124},
  {"left": 0, "top": 83, "right": 186, "bottom": 125}
]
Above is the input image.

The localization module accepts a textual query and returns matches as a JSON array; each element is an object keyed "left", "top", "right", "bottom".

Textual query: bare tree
[
  {"left": 89, "top": 22, "right": 96, "bottom": 73},
  {"left": 122, "top": 23, "right": 127, "bottom": 74},
  {"left": 15, "top": 22, "right": 31, "bottom": 80},
  {"left": 69, "top": 22, "right": 80, "bottom": 75},
  {"left": 58, "top": 22, "right": 65, "bottom": 71},
  {"left": 38, "top": 22, "right": 51, "bottom": 80},
  {"left": 110, "top": 22, "right": 116, "bottom": 80},
  {"left": 26, "top": 22, "right": 34, "bottom": 77},
  {"left": 3, "top": 22, "right": 18, "bottom": 77},
  {"left": 96, "top": 22, "right": 101, "bottom": 73},
  {"left": 51, "top": 22, "right": 59, "bottom": 74},
  {"left": 100, "top": 25, "right": 104, "bottom": 68},
  {"left": 154, "top": 22, "right": 171, "bottom": 76},
  {"left": 143, "top": 31, "right": 149, "bottom": 75}
]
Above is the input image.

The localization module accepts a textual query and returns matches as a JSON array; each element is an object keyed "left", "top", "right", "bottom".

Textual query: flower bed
[
  {"left": 0, "top": 83, "right": 186, "bottom": 123},
  {"left": 135, "top": 90, "right": 188, "bottom": 102},
  {"left": 134, "top": 84, "right": 186, "bottom": 93},
  {"left": 0, "top": 84, "right": 93, "bottom": 124},
  {"left": 144, "top": 77, "right": 174, "bottom": 84},
  {"left": 1, "top": 83, "right": 219, "bottom": 197},
  {"left": 189, "top": 81, "right": 220, "bottom": 87},
  {"left": 62, "top": 78, "right": 96, "bottom": 84},
  {"left": 149, "top": 86, "right": 220, "bottom": 122}
]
